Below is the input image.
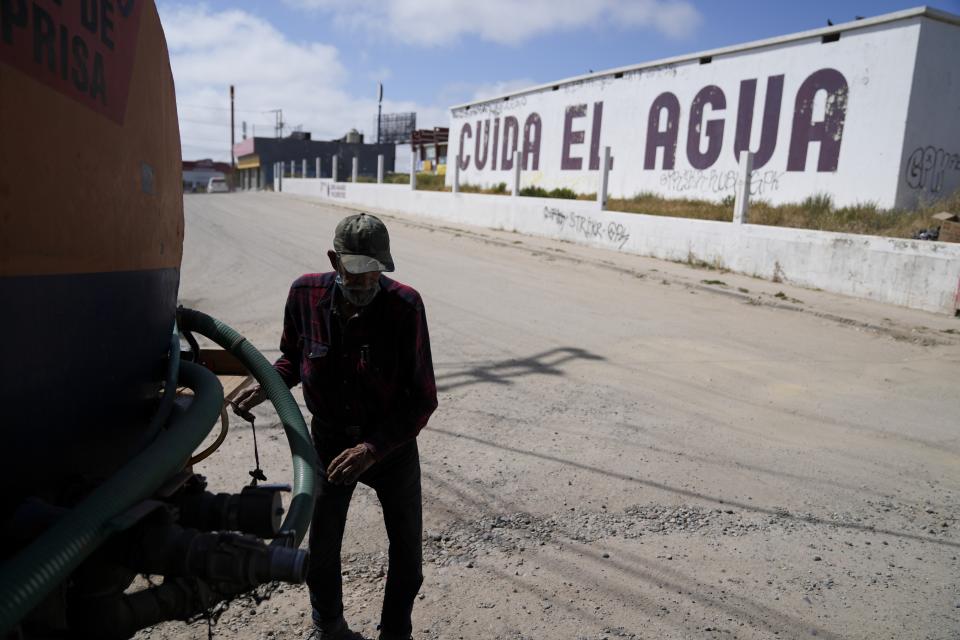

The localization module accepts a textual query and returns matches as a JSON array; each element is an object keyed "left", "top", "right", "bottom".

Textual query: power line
[
  {"left": 181, "top": 143, "right": 229, "bottom": 152},
  {"left": 180, "top": 135, "right": 237, "bottom": 145},
  {"left": 179, "top": 117, "right": 275, "bottom": 129},
  {"left": 178, "top": 102, "right": 264, "bottom": 114},
  {"left": 179, "top": 117, "right": 230, "bottom": 128}
]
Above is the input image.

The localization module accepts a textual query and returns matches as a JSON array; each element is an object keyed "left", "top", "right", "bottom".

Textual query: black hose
[
  {"left": 182, "top": 327, "right": 201, "bottom": 363},
  {"left": 133, "top": 324, "right": 181, "bottom": 451}
]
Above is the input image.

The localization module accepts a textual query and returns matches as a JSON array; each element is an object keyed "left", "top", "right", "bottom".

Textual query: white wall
[
  {"left": 394, "top": 143, "right": 413, "bottom": 174},
  {"left": 280, "top": 177, "right": 960, "bottom": 315},
  {"left": 445, "top": 15, "right": 960, "bottom": 209},
  {"left": 898, "top": 18, "right": 960, "bottom": 208}
]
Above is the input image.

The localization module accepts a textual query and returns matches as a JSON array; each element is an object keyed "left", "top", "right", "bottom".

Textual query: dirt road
[{"left": 146, "top": 191, "right": 960, "bottom": 640}]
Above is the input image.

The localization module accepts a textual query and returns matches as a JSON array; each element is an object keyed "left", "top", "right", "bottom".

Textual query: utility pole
[
  {"left": 267, "top": 109, "right": 284, "bottom": 138},
  {"left": 230, "top": 85, "right": 236, "bottom": 170},
  {"left": 377, "top": 81, "right": 383, "bottom": 144}
]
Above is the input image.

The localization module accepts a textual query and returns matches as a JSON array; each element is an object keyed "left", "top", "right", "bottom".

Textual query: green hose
[
  {"left": 0, "top": 361, "right": 223, "bottom": 635},
  {"left": 177, "top": 307, "right": 316, "bottom": 547}
]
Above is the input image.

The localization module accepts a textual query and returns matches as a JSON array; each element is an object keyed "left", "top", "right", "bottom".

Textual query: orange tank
[{"left": 0, "top": 0, "right": 183, "bottom": 493}]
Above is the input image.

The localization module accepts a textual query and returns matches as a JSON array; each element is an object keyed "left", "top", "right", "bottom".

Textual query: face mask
[{"left": 336, "top": 273, "right": 380, "bottom": 307}]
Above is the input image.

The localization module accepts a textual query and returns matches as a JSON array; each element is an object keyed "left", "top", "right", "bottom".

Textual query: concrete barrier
[{"left": 280, "top": 178, "right": 960, "bottom": 315}]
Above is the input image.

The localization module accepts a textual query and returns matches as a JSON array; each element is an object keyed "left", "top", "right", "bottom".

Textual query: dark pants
[{"left": 307, "top": 437, "right": 423, "bottom": 637}]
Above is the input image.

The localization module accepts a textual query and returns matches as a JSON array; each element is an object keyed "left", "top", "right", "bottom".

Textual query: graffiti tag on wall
[
  {"left": 323, "top": 183, "right": 346, "bottom": 199},
  {"left": 543, "top": 207, "right": 631, "bottom": 249},
  {"left": 659, "top": 169, "right": 784, "bottom": 196},
  {"left": 905, "top": 146, "right": 960, "bottom": 194}
]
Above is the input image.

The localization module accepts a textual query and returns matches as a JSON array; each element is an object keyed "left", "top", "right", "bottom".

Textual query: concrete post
[
  {"left": 733, "top": 151, "right": 754, "bottom": 225},
  {"left": 302, "top": 158, "right": 307, "bottom": 178},
  {"left": 316, "top": 157, "right": 321, "bottom": 179},
  {"left": 332, "top": 155, "right": 338, "bottom": 182},
  {"left": 377, "top": 155, "right": 384, "bottom": 184},
  {"left": 289, "top": 160, "right": 295, "bottom": 178},
  {"left": 597, "top": 146, "right": 611, "bottom": 211},
  {"left": 410, "top": 148, "right": 417, "bottom": 190},
  {"left": 511, "top": 151, "right": 521, "bottom": 197},
  {"left": 452, "top": 155, "right": 460, "bottom": 194},
  {"left": 277, "top": 162, "right": 282, "bottom": 192},
  {"left": 352, "top": 156, "right": 358, "bottom": 183}
]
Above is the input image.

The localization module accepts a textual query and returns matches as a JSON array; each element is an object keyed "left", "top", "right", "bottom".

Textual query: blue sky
[{"left": 159, "top": 0, "right": 960, "bottom": 160}]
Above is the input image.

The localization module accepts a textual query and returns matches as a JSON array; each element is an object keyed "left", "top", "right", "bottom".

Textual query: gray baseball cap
[{"left": 333, "top": 213, "right": 395, "bottom": 273}]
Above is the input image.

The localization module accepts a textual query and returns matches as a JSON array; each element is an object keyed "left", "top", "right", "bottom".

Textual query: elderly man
[{"left": 236, "top": 213, "right": 437, "bottom": 640}]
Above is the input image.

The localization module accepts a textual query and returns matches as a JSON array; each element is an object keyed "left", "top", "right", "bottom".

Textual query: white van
[{"left": 207, "top": 177, "right": 229, "bottom": 193}]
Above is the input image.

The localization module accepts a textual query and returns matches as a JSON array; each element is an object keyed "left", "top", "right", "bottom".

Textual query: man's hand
[
  {"left": 232, "top": 384, "right": 267, "bottom": 418},
  {"left": 327, "top": 443, "right": 376, "bottom": 485}
]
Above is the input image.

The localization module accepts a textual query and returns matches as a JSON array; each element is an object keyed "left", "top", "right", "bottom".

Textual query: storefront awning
[{"left": 237, "top": 154, "right": 260, "bottom": 170}]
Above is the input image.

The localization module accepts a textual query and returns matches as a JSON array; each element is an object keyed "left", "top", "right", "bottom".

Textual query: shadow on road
[{"left": 434, "top": 347, "right": 605, "bottom": 393}]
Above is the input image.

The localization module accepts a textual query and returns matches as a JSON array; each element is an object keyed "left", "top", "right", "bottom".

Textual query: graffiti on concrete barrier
[
  {"left": 905, "top": 146, "right": 960, "bottom": 194},
  {"left": 543, "top": 207, "right": 567, "bottom": 225},
  {"left": 659, "top": 169, "right": 783, "bottom": 196},
  {"left": 323, "top": 183, "right": 346, "bottom": 199},
  {"left": 542, "top": 206, "right": 631, "bottom": 249},
  {"left": 606, "top": 222, "right": 630, "bottom": 248},
  {"left": 569, "top": 212, "right": 604, "bottom": 240}
]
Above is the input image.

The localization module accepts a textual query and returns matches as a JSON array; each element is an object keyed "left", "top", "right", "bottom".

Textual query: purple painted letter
[
  {"left": 787, "top": 68, "right": 848, "bottom": 172},
  {"left": 474, "top": 119, "right": 490, "bottom": 170},
  {"left": 501, "top": 116, "right": 519, "bottom": 170},
  {"left": 458, "top": 123, "right": 472, "bottom": 170},
  {"left": 491, "top": 117, "right": 501, "bottom": 170},
  {"left": 734, "top": 75, "right": 784, "bottom": 169},
  {"left": 523, "top": 113, "right": 542, "bottom": 171},
  {"left": 686, "top": 85, "right": 726, "bottom": 170},
  {"left": 589, "top": 101, "right": 604, "bottom": 170},
  {"left": 644, "top": 92, "right": 680, "bottom": 170},
  {"left": 561, "top": 104, "right": 587, "bottom": 170}
]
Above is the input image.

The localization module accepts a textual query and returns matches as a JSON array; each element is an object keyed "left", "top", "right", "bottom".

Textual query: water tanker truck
[{"left": 0, "top": 2, "right": 318, "bottom": 636}]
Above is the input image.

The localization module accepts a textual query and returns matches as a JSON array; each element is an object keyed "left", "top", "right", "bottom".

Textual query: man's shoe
[
  {"left": 305, "top": 617, "right": 366, "bottom": 640},
  {"left": 305, "top": 628, "right": 365, "bottom": 640}
]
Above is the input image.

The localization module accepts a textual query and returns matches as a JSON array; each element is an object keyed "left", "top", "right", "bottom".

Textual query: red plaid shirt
[{"left": 273, "top": 272, "right": 437, "bottom": 460}]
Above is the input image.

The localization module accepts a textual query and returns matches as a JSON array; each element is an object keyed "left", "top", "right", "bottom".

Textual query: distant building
[
  {"left": 396, "top": 128, "right": 449, "bottom": 174},
  {"left": 233, "top": 133, "right": 395, "bottom": 189},
  {"left": 342, "top": 129, "right": 363, "bottom": 144},
  {"left": 182, "top": 159, "right": 231, "bottom": 191},
  {"left": 412, "top": 128, "right": 449, "bottom": 173}
]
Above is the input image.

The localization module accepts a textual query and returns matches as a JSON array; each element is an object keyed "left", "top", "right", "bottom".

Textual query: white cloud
[
  {"left": 469, "top": 79, "right": 540, "bottom": 102},
  {"left": 284, "top": 0, "right": 702, "bottom": 46},
  {"left": 158, "top": 4, "right": 446, "bottom": 160},
  {"left": 436, "top": 78, "right": 539, "bottom": 107}
]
